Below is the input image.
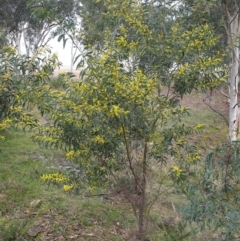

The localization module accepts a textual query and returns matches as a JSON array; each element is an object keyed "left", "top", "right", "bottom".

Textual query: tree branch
[
  {"left": 203, "top": 94, "right": 229, "bottom": 126},
  {"left": 122, "top": 125, "right": 139, "bottom": 188},
  {"left": 229, "top": 8, "right": 240, "bottom": 26},
  {"left": 220, "top": 88, "right": 230, "bottom": 99}
]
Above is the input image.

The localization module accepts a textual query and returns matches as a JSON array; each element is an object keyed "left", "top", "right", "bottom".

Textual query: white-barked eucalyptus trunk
[{"left": 227, "top": 10, "right": 240, "bottom": 141}]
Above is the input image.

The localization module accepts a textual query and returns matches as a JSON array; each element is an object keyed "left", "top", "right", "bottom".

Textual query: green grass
[{"left": 0, "top": 130, "right": 137, "bottom": 240}]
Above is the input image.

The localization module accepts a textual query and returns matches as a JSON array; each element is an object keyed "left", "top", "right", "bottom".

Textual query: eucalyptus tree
[
  {"left": 222, "top": 0, "right": 240, "bottom": 141},
  {"left": 25, "top": 0, "right": 79, "bottom": 56},
  {"left": 0, "top": 0, "right": 78, "bottom": 55},
  {"left": 0, "top": 0, "right": 29, "bottom": 53}
]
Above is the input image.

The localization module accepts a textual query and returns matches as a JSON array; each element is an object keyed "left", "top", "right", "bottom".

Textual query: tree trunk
[
  {"left": 15, "top": 32, "right": 22, "bottom": 55},
  {"left": 138, "top": 142, "right": 147, "bottom": 240},
  {"left": 228, "top": 10, "right": 240, "bottom": 141}
]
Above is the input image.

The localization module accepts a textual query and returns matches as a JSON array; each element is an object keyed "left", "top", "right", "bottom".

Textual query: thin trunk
[
  {"left": 16, "top": 32, "right": 22, "bottom": 55},
  {"left": 71, "top": 42, "right": 74, "bottom": 72},
  {"left": 71, "top": 41, "right": 78, "bottom": 72},
  {"left": 228, "top": 10, "right": 240, "bottom": 141},
  {"left": 23, "top": 31, "right": 30, "bottom": 57},
  {"left": 138, "top": 142, "right": 147, "bottom": 239}
]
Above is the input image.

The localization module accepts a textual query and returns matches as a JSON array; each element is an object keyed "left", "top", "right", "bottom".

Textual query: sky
[{"left": 49, "top": 38, "right": 73, "bottom": 70}]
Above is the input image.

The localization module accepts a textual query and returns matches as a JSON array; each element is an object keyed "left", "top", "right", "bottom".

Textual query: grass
[
  {"left": 186, "top": 108, "right": 227, "bottom": 138},
  {"left": 181, "top": 90, "right": 228, "bottom": 142},
  {"left": 0, "top": 130, "right": 138, "bottom": 240}
]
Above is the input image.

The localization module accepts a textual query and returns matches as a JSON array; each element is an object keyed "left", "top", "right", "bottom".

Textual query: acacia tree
[
  {"left": 0, "top": 46, "right": 61, "bottom": 142},
  {"left": 34, "top": 0, "right": 226, "bottom": 239}
]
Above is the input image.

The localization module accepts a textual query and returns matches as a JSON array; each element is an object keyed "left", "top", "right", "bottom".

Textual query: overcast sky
[{"left": 49, "top": 38, "right": 73, "bottom": 69}]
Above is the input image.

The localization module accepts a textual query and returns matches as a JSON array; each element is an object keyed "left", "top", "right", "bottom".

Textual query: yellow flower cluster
[
  {"left": 195, "top": 124, "right": 204, "bottom": 130},
  {"left": 36, "top": 71, "right": 48, "bottom": 79},
  {"left": 176, "top": 138, "right": 186, "bottom": 146},
  {"left": 20, "top": 114, "right": 35, "bottom": 123},
  {"left": 65, "top": 149, "right": 84, "bottom": 160},
  {"left": 88, "top": 185, "right": 96, "bottom": 192},
  {"left": 109, "top": 105, "right": 130, "bottom": 117},
  {"left": 110, "top": 105, "right": 120, "bottom": 117},
  {"left": 118, "top": 25, "right": 128, "bottom": 35},
  {"left": 63, "top": 184, "right": 74, "bottom": 192},
  {"left": 33, "top": 135, "right": 58, "bottom": 145},
  {"left": 180, "top": 24, "right": 217, "bottom": 53},
  {"left": 172, "top": 165, "right": 182, "bottom": 177},
  {"left": 1, "top": 72, "right": 11, "bottom": 81},
  {"left": 186, "top": 152, "right": 201, "bottom": 163},
  {"left": 40, "top": 173, "right": 68, "bottom": 182},
  {"left": 41, "top": 173, "right": 74, "bottom": 192},
  {"left": 117, "top": 127, "right": 123, "bottom": 135},
  {"left": 175, "top": 55, "right": 225, "bottom": 89},
  {"left": 66, "top": 150, "right": 75, "bottom": 160},
  {"left": 94, "top": 135, "right": 105, "bottom": 144},
  {"left": 10, "top": 106, "right": 22, "bottom": 113},
  {"left": 0, "top": 118, "right": 12, "bottom": 130},
  {"left": 101, "top": 54, "right": 109, "bottom": 62},
  {"left": 116, "top": 36, "right": 128, "bottom": 47}
]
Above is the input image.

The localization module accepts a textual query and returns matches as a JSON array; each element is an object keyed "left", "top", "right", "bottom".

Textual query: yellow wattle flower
[
  {"left": 172, "top": 165, "right": 182, "bottom": 177},
  {"left": 63, "top": 184, "right": 74, "bottom": 191}
]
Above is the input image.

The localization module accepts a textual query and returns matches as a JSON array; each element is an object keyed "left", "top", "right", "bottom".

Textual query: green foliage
[
  {"left": 180, "top": 142, "right": 240, "bottom": 240},
  {"left": 0, "top": 0, "right": 29, "bottom": 33},
  {"left": 28, "top": 0, "right": 77, "bottom": 21}
]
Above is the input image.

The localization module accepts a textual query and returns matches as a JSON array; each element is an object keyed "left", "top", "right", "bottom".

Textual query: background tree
[
  {"left": 180, "top": 0, "right": 240, "bottom": 141},
  {"left": 0, "top": 0, "right": 29, "bottom": 53},
  {"left": 0, "top": 0, "right": 79, "bottom": 55},
  {"left": 24, "top": 0, "right": 79, "bottom": 56}
]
